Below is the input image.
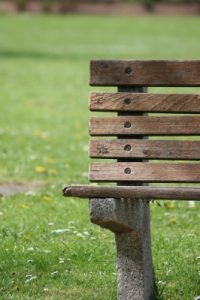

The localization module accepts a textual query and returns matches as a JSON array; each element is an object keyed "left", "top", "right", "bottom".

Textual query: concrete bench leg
[
  {"left": 115, "top": 200, "right": 154, "bottom": 300},
  {"left": 90, "top": 198, "right": 154, "bottom": 300}
]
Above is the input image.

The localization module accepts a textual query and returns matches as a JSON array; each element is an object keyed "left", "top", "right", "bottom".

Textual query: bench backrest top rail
[{"left": 90, "top": 60, "right": 200, "bottom": 87}]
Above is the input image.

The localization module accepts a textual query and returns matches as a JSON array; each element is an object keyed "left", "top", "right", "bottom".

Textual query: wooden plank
[
  {"left": 90, "top": 92, "right": 200, "bottom": 113},
  {"left": 63, "top": 185, "right": 200, "bottom": 200},
  {"left": 90, "top": 140, "right": 200, "bottom": 160},
  {"left": 90, "top": 116, "right": 200, "bottom": 136},
  {"left": 89, "top": 162, "right": 200, "bottom": 182},
  {"left": 90, "top": 60, "right": 200, "bottom": 87}
]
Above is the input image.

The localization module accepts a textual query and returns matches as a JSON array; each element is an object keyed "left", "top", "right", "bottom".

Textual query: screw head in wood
[
  {"left": 124, "top": 144, "right": 132, "bottom": 151},
  {"left": 124, "top": 67, "right": 132, "bottom": 74},
  {"left": 124, "top": 98, "right": 131, "bottom": 105},
  {"left": 124, "top": 121, "right": 131, "bottom": 128},
  {"left": 124, "top": 168, "right": 131, "bottom": 174}
]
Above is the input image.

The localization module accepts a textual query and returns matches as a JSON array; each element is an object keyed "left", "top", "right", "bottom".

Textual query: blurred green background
[{"left": 0, "top": 10, "right": 200, "bottom": 300}]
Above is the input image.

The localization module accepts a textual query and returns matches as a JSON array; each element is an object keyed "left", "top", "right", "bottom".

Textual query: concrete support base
[{"left": 89, "top": 198, "right": 154, "bottom": 300}]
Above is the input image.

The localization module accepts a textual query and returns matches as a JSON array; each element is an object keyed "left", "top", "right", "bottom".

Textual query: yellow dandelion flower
[
  {"left": 19, "top": 203, "right": 29, "bottom": 209},
  {"left": 169, "top": 218, "right": 177, "bottom": 225},
  {"left": 42, "top": 195, "right": 51, "bottom": 202},
  {"left": 166, "top": 202, "right": 176, "bottom": 209},
  {"left": 35, "top": 166, "right": 46, "bottom": 174}
]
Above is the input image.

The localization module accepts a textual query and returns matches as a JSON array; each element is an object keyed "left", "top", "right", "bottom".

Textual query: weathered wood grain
[
  {"left": 90, "top": 92, "right": 200, "bottom": 113},
  {"left": 63, "top": 185, "right": 200, "bottom": 200},
  {"left": 90, "top": 162, "right": 200, "bottom": 182},
  {"left": 90, "top": 116, "right": 200, "bottom": 136},
  {"left": 90, "top": 60, "right": 200, "bottom": 87},
  {"left": 90, "top": 139, "right": 200, "bottom": 160}
]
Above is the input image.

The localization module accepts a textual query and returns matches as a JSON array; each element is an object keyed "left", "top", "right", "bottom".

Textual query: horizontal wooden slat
[
  {"left": 90, "top": 140, "right": 200, "bottom": 160},
  {"left": 90, "top": 60, "right": 200, "bottom": 87},
  {"left": 90, "top": 92, "right": 200, "bottom": 113},
  {"left": 90, "top": 163, "right": 200, "bottom": 182},
  {"left": 90, "top": 116, "right": 200, "bottom": 136},
  {"left": 63, "top": 185, "right": 200, "bottom": 200}
]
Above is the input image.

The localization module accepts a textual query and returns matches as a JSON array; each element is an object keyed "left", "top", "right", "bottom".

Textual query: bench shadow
[{"left": 152, "top": 272, "right": 164, "bottom": 300}]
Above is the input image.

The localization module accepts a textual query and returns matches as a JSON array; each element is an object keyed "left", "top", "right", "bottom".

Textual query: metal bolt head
[
  {"left": 124, "top": 144, "right": 132, "bottom": 151},
  {"left": 124, "top": 67, "right": 132, "bottom": 74},
  {"left": 124, "top": 98, "right": 131, "bottom": 105},
  {"left": 124, "top": 121, "right": 131, "bottom": 128},
  {"left": 124, "top": 168, "right": 131, "bottom": 174}
]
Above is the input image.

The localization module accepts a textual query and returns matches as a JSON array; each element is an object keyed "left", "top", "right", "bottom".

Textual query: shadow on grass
[
  {"left": 153, "top": 284, "right": 164, "bottom": 300},
  {"left": 0, "top": 49, "right": 90, "bottom": 60},
  {"left": 0, "top": 49, "right": 66, "bottom": 60},
  {"left": 153, "top": 274, "right": 165, "bottom": 300}
]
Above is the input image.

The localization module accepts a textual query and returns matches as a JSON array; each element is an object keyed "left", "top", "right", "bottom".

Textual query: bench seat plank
[
  {"left": 90, "top": 162, "right": 200, "bottom": 182},
  {"left": 90, "top": 116, "right": 200, "bottom": 136},
  {"left": 90, "top": 92, "right": 200, "bottom": 113},
  {"left": 90, "top": 60, "right": 200, "bottom": 87},
  {"left": 90, "top": 140, "right": 200, "bottom": 160},
  {"left": 63, "top": 185, "right": 200, "bottom": 200}
]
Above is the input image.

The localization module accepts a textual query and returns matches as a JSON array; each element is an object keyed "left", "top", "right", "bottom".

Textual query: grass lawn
[{"left": 0, "top": 14, "right": 200, "bottom": 299}]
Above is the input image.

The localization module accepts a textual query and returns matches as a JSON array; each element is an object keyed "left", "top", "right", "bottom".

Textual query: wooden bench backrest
[{"left": 89, "top": 60, "right": 200, "bottom": 184}]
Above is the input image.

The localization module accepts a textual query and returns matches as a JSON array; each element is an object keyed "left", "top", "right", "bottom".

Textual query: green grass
[{"left": 0, "top": 14, "right": 200, "bottom": 299}]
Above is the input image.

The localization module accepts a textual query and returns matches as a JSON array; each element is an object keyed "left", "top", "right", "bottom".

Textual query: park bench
[{"left": 63, "top": 60, "right": 200, "bottom": 300}]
